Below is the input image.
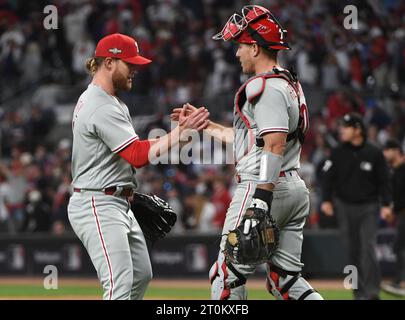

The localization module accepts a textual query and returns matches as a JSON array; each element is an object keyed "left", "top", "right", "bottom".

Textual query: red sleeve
[{"left": 118, "top": 139, "right": 151, "bottom": 168}]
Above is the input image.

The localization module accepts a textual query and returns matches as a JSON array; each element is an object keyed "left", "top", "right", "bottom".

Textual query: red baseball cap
[{"left": 95, "top": 33, "right": 152, "bottom": 65}]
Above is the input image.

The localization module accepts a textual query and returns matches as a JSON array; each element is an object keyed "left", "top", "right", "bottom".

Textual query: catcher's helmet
[{"left": 213, "top": 5, "right": 290, "bottom": 51}]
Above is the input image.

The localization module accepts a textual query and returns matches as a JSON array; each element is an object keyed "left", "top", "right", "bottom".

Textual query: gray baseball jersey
[
  {"left": 71, "top": 83, "right": 138, "bottom": 189},
  {"left": 210, "top": 72, "right": 322, "bottom": 300},
  {"left": 234, "top": 76, "right": 306, "bottom": 179},
  {"left": 68, "top": 83, "right": 151, "bottom": 300}
]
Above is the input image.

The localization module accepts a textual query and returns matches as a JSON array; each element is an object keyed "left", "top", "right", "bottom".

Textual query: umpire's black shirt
[
  {"left": 392, "top": 162, "right": 405, "bottom": 213},
  {"left": 322, "top": 141, "right": 392, "bottom": 205}
]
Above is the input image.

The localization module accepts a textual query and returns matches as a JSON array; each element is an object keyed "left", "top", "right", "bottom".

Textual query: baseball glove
[
  {"left": 131, "top": 192, "right": 177, "bottom": 243},
  {"left": 224, "top": 206, "right": 279, "bottom": 265}
]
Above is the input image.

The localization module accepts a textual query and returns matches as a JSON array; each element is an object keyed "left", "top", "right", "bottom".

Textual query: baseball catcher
[
  {"left": 173, "top": 4, "right": 323, "bottom": 300},
  {"left": 131, "top": 192, "right": 177, "bottom": 243}
]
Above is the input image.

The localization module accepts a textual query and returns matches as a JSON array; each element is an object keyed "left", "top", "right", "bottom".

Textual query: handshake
[{"left": 171, "top": 103, "right": 210, "bottom": 139}]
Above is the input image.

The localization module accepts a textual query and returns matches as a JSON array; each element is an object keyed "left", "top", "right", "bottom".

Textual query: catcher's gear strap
[
  {"left": 226, "top": 262, "right": 247, "bottom": 289},
  {"left": 280, "top": 275, "right": 300, "bottom": 296},
  {"left": 246, "top": 25, "right": 288, "bottom": 51},
  {"left": 270, "top": 263, "right": 300, "bottom": 277},
  {"left": 298, "top": 289, "right": 318, "bottom": 300},
  {"left": 258, "top": 151, "right": 283, "bottom": 185},
  {"left": 243, "top": 68, "right": 299, "bottom": 106},
  {"left": 267, "top": 264, "right": 300, "bottom": 300},
  {"left": 242, "top": 67, "right": 307, "bottom": 146},
  {"left": 267, "top": 264, "right": 322, "bottom": 300},
  {"left": 118, "top": 139, "right": 151, "bottom": 168}
]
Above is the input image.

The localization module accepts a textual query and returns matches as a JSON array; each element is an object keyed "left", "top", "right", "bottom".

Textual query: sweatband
[
  {"left": 252, "top": 188, "right": 273, "bottom": 209},
  {"left": 258, "top": 151, "right": 283, "bottom": 185}
]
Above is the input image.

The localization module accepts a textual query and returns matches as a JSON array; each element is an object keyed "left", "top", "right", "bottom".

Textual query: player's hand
[
  {"left": 321, "top": 201, "right": 334, "bottom": 216},
  {"left": 170, "top": 103, "right": 199, "bottom": 122},
  {"left": 380, "top": 206, "right": 393, "bottom": 222},
  {"left": 178, "top": 105, "right": 210, "bottom": 133}
]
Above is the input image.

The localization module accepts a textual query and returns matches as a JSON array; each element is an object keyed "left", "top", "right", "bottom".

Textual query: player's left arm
[
  {"left": 256, "top": 132, "right": 287, "bottom": 192},
  {"left": 118, "top": 107, "right": 209, "bottom": 168},
  {"left": 249, "top": 132, "right": 286, "bottom": 213}
]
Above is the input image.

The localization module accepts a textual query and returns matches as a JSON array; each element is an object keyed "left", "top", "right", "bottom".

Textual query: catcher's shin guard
[
  {"left": 209, "top": 253, "right": 247, "bottom": 300},
  {"left": 266, "top": 264, "right": 323, "bottom": 300}
]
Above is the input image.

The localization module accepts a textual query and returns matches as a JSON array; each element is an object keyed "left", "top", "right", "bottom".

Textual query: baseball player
[
  {"left": 173, "top": 5, "right": 323, "bottom": 300},
  {"left": 68, "top": 33, "right": 209, "bottom": 300}
]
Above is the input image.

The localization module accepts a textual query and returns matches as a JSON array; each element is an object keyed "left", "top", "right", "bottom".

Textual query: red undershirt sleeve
[{"left": 117, "top": 139, "right": 151, "bottom": 168}]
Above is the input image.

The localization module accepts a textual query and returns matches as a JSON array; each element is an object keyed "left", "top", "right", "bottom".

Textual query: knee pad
[
  {"left": 209, "top": 253, "right": 233, "bottom": 300},
  {"left": 266, "top": 264, "right": 323, "bottom": 300},
  {"left": 210, "top": 260, "right": 230, "bottom": 300},
  {"left": 209, "top": 253, "right": 247, "bottom": 300}
]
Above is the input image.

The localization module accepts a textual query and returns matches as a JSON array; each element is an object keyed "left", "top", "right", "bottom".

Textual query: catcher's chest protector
[{"left": 234, "top": 68, "right": 309, "bottom": 148}]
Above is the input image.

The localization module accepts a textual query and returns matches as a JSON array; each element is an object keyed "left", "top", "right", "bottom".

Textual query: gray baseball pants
[
  {"left": 68, "top": 191, "right": 152, "bottom": 300},
  {"left": 209, "top": 171, "right": 323, "bottom": 300}
]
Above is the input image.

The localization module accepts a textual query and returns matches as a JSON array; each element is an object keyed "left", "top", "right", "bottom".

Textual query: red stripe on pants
[{"left": 91, "top": 196, "right": 114, "bottom": 300}]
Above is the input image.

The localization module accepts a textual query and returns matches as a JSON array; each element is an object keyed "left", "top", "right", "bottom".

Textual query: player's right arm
[
  {"left": 171, "top": 103, "right": 234, "bottom": 144},
  {"left": 148, "top": 106, "right": 210, "bottom": 161},
  {"left": 119, "top": 107, "right": 209, "bottom": 167}
]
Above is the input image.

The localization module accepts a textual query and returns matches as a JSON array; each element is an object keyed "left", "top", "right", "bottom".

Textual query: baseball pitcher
[
  {"left": 173, "top": 5, "right": 323, "bottom": 300},
  {"left": 68, "top": 33, "right": 209, "bottom": 300}
]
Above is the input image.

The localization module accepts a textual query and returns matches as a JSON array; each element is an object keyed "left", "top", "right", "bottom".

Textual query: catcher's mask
[{"left": 212, "top": 5, "right": 290, "bottom": 51}]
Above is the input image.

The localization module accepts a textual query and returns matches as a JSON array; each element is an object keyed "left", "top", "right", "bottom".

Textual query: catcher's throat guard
[{"left": 224, "top": 207, "right": 279, "bottom": 265}]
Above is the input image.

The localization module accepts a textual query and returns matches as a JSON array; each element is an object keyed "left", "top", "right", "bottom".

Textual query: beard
[
  {"left": 240, "top": 59, "right": 254, "bottom": 75},
  {"left": 112, "top": 69, "right": 132, "bottom": 92}
]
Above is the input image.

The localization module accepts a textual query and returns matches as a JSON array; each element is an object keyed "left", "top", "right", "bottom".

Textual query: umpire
[{"left": 320, "top": 112, "right": 392, "bottom": 300}]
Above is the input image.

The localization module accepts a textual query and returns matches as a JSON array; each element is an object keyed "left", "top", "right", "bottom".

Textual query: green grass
[
  {"left": 0, "top": 284, "right": 403, "bottom": 300},
  {"left": 144, "top": 287, "right": 405, "bottom": 300},
  {"left": 0, "top": 285, "right": 102, "bottom": 297}
]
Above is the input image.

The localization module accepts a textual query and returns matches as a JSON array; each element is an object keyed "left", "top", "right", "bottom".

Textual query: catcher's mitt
[
  {"left": 131, "top": 192, "right": 177, "bottom": 242},
  {"left": 224, "top": 205, "right": 279, "bottom": 265}
]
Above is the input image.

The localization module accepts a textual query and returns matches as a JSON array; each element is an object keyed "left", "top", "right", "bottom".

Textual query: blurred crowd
[{"left": 0, "top": 0, "right": 404, "bottom": 234}]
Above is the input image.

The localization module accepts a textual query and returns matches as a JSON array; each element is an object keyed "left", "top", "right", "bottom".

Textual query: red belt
[{"left": 73, "top": 187, "right": 134, "bottom": 197}]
